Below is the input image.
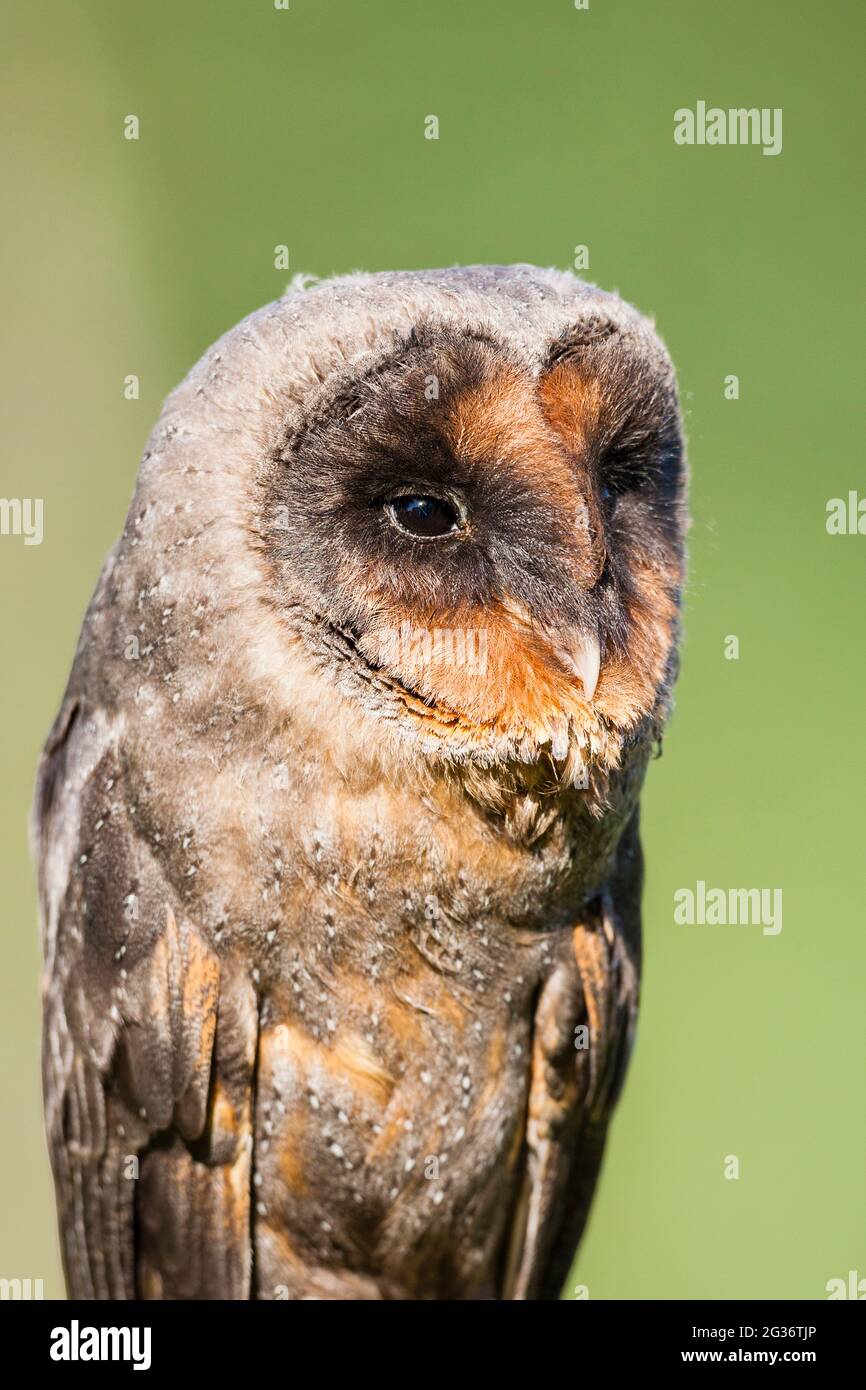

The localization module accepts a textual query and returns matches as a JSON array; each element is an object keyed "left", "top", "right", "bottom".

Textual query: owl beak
[{"left": 556, "top": 630, "right": 601, "bottom": 701}]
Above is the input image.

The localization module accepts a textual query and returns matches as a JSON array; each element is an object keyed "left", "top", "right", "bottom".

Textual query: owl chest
[
  {"left": 252, "top": 936, "right": 544, "bottom": 1295},
  {"left": 244, "top": 789, "right": 605, "bottom": 1292}
]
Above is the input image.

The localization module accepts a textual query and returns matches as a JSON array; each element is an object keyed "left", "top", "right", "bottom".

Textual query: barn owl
[{"left": 34, "top": 265, "right": 686, "bottom": 1300}]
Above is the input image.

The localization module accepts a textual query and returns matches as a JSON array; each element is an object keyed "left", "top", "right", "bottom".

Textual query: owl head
[{"left": 115, "top": 266, "right": 686, "bottom": 809}]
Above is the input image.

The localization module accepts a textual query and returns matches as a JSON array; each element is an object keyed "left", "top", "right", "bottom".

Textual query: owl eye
[{"left": 385, "top": 494, "right": 462, "bottom": 539}]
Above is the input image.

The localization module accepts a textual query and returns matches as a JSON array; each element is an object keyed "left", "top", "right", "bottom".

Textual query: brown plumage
[{"left": 33, "top": 265, "right": 687, "bottom": 1299}]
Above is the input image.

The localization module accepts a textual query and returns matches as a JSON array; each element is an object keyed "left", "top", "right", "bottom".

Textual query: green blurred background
[{"left": 2, "top": 0, "right": 863, "bottom": 1299}]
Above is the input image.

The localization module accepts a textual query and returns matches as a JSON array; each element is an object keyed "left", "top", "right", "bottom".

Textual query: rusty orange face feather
[{"left": 35, "top": 266, "right": 686, "bottom": 1301}]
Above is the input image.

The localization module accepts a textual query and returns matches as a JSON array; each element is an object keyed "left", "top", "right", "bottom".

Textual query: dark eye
[{"left": 385, "top": 494, "right": 462, "bottom": 539}]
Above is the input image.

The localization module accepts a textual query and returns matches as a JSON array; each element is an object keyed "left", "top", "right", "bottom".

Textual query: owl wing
[
  {"left": 502, "top": 813, "right": 642, "bottom": 1300},
  {"left": 34, "top": 695, "right": 259, "bottom": 1299}
]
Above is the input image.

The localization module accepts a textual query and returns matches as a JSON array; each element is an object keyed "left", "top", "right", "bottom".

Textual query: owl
[{"left": 34, "top": 265, "right": 686, "bottom": 1300}]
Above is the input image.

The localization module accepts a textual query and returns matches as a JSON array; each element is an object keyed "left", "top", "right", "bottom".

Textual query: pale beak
[{"left": 556, "top": 630, "right": 601, "bottom": 701}]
